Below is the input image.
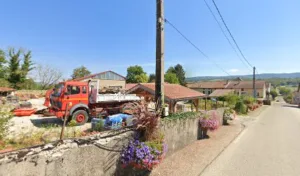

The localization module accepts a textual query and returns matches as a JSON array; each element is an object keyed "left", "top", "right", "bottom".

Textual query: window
[
  {"left": 257, "top": 92, "right": 260, "bottom": 97},
  {"left": 67, "top": 85, "right": 80, "bottom": 95},
  {"left": 82, "top": 86, "right": 87, "bottom": 94},
  {"left": 241, "top": 88, "right": 244, "bottom": 91}
]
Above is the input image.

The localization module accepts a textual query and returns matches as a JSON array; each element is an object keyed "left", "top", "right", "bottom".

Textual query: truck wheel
[{"left": 72, "top": 110, "right": 89, "bottom": 125}]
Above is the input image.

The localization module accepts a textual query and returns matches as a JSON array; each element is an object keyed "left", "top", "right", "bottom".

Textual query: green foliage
[
  {"left": 224, "top": 94, "right": 240, "bottom": 108},
  {"left": 234, "top": 101, "right": 247, "bottom": 114},
  {"left": 279, "top": 87, "right": 292, "bottom": 96},
  {"left": 270, "top": 89, "right": 278, "bottom": 100},
  {"left": 284, "top": 93, "right": 293, "bottom": 104},
  {"left": 134, "top": 73, "right": 148, "bottom": 83},
  {"left": 126, "top": 65, "right": 148, "bottom": 83},
  {"left": 165, "top": 112, "right": 200, "bottom": 120},
  {"left": 0, "top": 78, "right": 11, "bottom": 87},
  {"left": 165, "top": 72, "right": 179, "bottom": 84},
  {"left": 94, "top": 120, "right": 104, "bottom": 132},
  {"left": 148, "top": 73, "right": 155, "bottom": 83},
  {"left": 174, "top": 64, "right": 186, "bottom": 85},
  {"left": 242, "top": 96, "right": 255, "bottom": 105},
  {"left": 3, "top": 48, "right": 35, "bottom": 89},
  {"left": 0, "top": 106, "right": 13, "bottom": 140},
  {"left": 71, "top": 66, "right": 91, "bottom": 79},
  {"left": 166, "top": 64, "right": 186, "bottom": 85},
  {"left": 0, "top": 49, "right": 7, "bottom": 79},
  {"left": 16, "top": 78, "right": 39, "bottom": 90},
  {"left": 68, "top": 120, "right": 77, "bottom": 127}
]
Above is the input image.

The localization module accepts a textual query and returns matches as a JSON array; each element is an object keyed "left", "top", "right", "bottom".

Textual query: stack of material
[{"left": 99, "top": 87, "right": 120, "bottom": 94}]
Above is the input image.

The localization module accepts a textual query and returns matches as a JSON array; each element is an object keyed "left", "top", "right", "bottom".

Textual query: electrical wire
[
  {"left": 164, "top": 18, "right": 231, "bottom": 76},
  {"left": 203, "top": 0, "right": 252, "bottom": 72},
  {"left": 211, "top": 0, "right": 253, "bottom": 68}
]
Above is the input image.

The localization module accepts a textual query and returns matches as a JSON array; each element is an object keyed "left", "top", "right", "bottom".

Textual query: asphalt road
[{"left": 201, "top": 99, "right": 300, "bottom": 176}]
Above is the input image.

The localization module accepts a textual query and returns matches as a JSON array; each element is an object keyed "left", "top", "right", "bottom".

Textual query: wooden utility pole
[
  {"left": 253, "top": 67, "right": 256, "bottom": 98},
  {"left": 155, "top": 0, "right": 165, "bottom": 111}
]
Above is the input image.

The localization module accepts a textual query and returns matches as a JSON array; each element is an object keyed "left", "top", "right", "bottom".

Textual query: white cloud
[{"left": 228, "top": 69, "right": 239, "bottom": 73}]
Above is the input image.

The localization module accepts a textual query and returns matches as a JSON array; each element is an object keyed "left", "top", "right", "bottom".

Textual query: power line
[
  {"left": 203, "top": 0, "right": 252, "bottom": 72},
  {"left": 164, "top": 18, "right": 231, "bottom": 76},
  {"left": 211, "top": 0, "right": 253, "bottom": 68}
]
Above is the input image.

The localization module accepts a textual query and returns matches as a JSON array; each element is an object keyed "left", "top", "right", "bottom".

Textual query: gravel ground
[
  {"left": 7, "top": 98, "right": 91, "bottom": 138},
  {"left": 151, "top": 105, "right": 269, "bottom": 176}
]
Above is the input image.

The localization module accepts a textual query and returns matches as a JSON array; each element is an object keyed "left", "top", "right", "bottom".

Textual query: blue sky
[{"left": 1, "top": 0, "right": 300, "bottom": 79}]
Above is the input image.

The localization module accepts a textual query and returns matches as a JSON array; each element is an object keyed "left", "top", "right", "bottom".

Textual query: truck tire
[{"left": 72, "top": 110, "right": 89, "bottom": 125}]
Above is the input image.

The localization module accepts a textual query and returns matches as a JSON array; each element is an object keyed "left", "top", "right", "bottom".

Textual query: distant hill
[{"left": 186, "top": 72, "right": 300, "bottom": 82}]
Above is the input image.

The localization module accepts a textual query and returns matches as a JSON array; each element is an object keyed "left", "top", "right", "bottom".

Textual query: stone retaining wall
[
  {"left": 0, "top": 109, "right": 227, "bottom": 176},
  {"left": 0, "top": 130, "right": 134, "bottom": 176}
]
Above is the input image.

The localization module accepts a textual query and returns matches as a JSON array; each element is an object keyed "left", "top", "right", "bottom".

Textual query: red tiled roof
[
  {"left": 73, "top": 70, "right": 126, "bottom": 81},
  {"left": 187, "top": 81, "right": 227, "bottom": 89},
  {"left": 0, "top": 87, "right": 15, "bottom": 92},
  {"left": 125, "top": 84, "right": 137, "bottom": 90},
  {"left": 187, "top": 80, "right": 266, "bottom": 89},
  {"left": 225, "top": 81, "right": 265, "bottom": 89},
  {"left": 127, "top": 83, "right": 205, "bottom": 101},
  {"left": 209, "top": 89, "right": 235, "bottom": 97}
]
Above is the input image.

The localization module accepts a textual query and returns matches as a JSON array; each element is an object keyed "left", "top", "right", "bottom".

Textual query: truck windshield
[{"left": 53, "top": 84, "right": 64, "bottom": 97}]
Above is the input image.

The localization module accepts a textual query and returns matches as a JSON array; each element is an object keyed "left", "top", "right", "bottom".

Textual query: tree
[
  {"left": 0, "top": 49, "right": 7, "bottom": 79},
  {"left": 21, "top": 51, "right": 34, "bottom": 81},
  {"left": 166, "top": 67, "right": 176, "bottom": 74},
  {"left": 148, "top": 74, "right": 155, "bottom": 83},
  {"left": 278, "top": 87, "right": 292, "bottom": 96},
  {"left": 270, "top": 89, "right": 278, "bottom": 100},
  {"left": 33, "top": 64, "right": 63, "bottom": 90},
  {"left": 174, "top": 64, "right": 186, "bottom": 85},
  {"left": 166, "top": 64, "right": 186, "bottom": 85},
  {"left": 165, "top": 72, "right": 179, "bottom": 84},
  {"left": 126, "top": 65, "right": 148, "bottom": 83},
  {"left": 71, "top": 66, "right": 91, "bottom": 79},
  {"left": 8, "top": 48, "right": 22, "bottom": 88},
  {"left": 6, "top": 48, "right": 34, "bottom": 89}
]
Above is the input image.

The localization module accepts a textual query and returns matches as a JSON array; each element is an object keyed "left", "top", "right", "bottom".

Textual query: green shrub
[
  {"left": 94, "top": 120, "right": 104, "bottom": 132},
  {"left": 234, "top": 101, "right": 247, "bottom": 114},
  {"left": 224, "top": 94, "right": 240, "bottom": 108},
  {"left": 270, "top": 90, "right": 278, "bottom": 100},
  {"left": 0, "top": 107, "right": 13, "bottom": 140},
  {"left": 165, "top": 111, "right": 200, "bottom": 120},
  {"left": 242, "top": 96, "right": 255, "bottom": 105}
]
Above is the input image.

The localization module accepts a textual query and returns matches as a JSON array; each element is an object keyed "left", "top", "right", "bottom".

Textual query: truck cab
[{"left": 50, "top": 81, "right": 90, "bottom": 125}]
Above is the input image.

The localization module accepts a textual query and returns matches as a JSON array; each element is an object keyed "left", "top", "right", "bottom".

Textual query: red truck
[{"left": 46, "top": 80, "right": 140, "bottom": 125}]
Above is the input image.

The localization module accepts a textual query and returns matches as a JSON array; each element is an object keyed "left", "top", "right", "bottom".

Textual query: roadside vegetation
[{"left": 278, "top": 87, "right": 293, "bottom": 103}]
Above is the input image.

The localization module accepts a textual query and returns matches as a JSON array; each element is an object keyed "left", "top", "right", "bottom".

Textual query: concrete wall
[
  {"left": 161, "top": 108, "right": 226, "bottom": 157},
  {"left": 160, "top": 117, "right": 199, "bottom": 156},
  {"left": 0, "top": 109, "right": 226, "bottom": 176},
  {"left": 0, "top": 130, "right": 134, "bottom": 176}
]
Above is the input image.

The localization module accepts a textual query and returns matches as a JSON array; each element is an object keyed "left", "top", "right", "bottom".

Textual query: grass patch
[{"left": 164, "top": 112, "right": 200, "bottom": 120}]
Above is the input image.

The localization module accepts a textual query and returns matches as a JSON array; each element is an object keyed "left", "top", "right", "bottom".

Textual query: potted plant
[
  {"left": 223, "top": 109, "right": 236, "bottom": 125},
  {"left": 199, "top": 111, "right": 219, "bottom": 139},
  {"left": 120, "top": 138, "right": 167, "bottom": 171}
]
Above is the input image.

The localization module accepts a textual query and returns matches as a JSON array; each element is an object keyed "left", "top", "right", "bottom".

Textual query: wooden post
[
  {"left": 155, "top": 0, "right": 165, "bottom": 112},
  {"left": 60, "top": 103, "right": 69, "bottom": 143}
]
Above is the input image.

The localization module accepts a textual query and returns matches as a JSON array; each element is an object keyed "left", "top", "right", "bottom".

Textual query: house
[
  {"left": 187, "top": 79, "right": 271, "bottom": 99},
  {"left": 74, "top": 71, "right": 126, "bottom": 90},
  {"left": 126, "top": 83, "right": 205, "bottom": 113},
  {"left": 0, "top": 87, "right": 15, "bottom": 97}
]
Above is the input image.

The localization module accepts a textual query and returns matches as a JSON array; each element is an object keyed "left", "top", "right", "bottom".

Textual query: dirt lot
[{"left": 7, "top": 98, "right": 91, "bottom": 139}]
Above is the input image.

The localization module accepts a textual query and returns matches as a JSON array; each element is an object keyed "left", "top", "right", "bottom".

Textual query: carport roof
[{"left": 126, "top": 83, "right": 205, "bottom": 101}]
